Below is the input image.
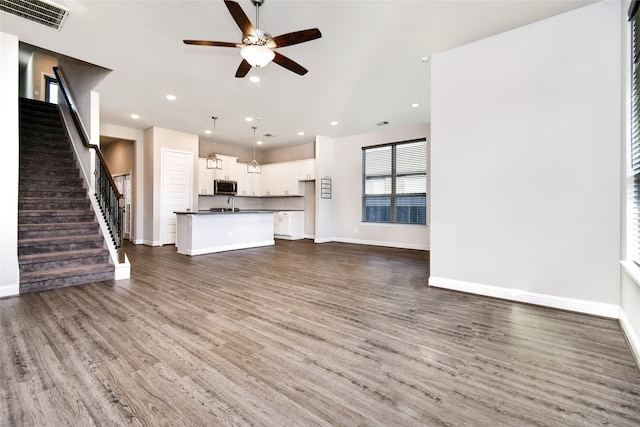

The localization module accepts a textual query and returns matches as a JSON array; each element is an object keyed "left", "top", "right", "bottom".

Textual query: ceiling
[{"left": 2, "top": 0, "right": 596, "bottom": 149}]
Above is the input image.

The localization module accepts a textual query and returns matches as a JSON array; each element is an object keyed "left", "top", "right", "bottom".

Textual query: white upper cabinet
[
  {"left": 198, "top": 158, "right": 215, "bottom": 195},
  {"left": 283, "top": 163, "right": 302, "bottom": 196},
  {"left": 261, "top": 162, "right": 303, "bottom": 196},
  {"left": 203, "top": 156, "right": 314, "bottom": 197},
  {"left": 260, "top": 164, "right": 277, "bottom": 196},
  {"left": 296, "top": 159, "right": 315, "bottom": 181},
  {"left": 213, "top": 154, "right": 239, "bottom": 181},
  {"left": 236, "top": 162, "right": 261, "bottom": 197}
]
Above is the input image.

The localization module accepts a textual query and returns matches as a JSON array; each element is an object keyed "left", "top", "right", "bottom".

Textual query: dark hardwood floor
[{"left": 2, "top": 239, "right": 640, "bottom": 426}]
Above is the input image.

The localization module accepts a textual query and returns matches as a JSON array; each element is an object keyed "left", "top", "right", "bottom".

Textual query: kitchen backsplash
[{"left": 198, "top": 195, "right": 304, "bottom": 211}]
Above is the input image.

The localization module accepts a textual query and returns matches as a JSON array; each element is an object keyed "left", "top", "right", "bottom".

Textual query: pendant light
[
  {"left": 247, "top": 126, "right": 261, "bottom": 174},
  {"left": 207, "top": 116, "right": 222, "bottom": 169}
]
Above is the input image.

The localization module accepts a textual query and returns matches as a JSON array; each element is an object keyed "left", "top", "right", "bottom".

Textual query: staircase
[{"left": 18, "top": 98, "right": 114, "bottom": 294}]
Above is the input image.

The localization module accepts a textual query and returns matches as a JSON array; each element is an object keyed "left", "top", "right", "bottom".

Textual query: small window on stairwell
[{"left": 45, "top": 75, "right": 58, "bottom": 104}]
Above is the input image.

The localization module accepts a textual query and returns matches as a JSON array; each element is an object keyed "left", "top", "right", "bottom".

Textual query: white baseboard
[
  {"left": 311, "top": 236, "right": 428, "bottom": 250},
  {"left": 428, "top": 276, "right": 620, "bottom": 319},
  {"left": 314, "top": 237, "right": 335, "bottom": 244},
  {"left": 0, "top": 283, "right": 19, "bottom": 298},
  {"left": 334, "top": 237, "right": 428, "bottom": 251},
  {"left": 619, "top": 309, "right": 640, "bottom": 368},
  {"left": 141, "top": 240, "right": 162, "bottom": 247}
]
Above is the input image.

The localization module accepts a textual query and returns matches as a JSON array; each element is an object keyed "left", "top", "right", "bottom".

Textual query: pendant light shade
[
  {"left": 247, "top": 126, "right": 261, "bottom": 174},
  {"left": 207, "top": 116, "right": 222, "bottom": 170}
]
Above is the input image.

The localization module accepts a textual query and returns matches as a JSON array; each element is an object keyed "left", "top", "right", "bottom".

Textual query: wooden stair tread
[
  {"left": 18, "top": 234, "right": 103, "bottom": 245},
  {"left": 20, "top": 263, "right": 113, "bottom": 280},
  {"left": 19, "top": 222, "right": 97, "bottom": 230},
  {"left": 18, "top": 209, "right": 93, "bottom": 215},
  {"left": 19, "top": 248, "right": 107, "bottom": 262}
]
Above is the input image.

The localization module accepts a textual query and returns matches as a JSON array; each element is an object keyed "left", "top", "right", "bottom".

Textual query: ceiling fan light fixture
[{"left": 240, "top": 45, "right": 275, "bottom": 68}]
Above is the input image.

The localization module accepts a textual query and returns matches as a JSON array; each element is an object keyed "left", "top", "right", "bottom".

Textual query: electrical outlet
[
  {"left": 228, "top": 231, "right": 232, "bottom": 238},
  {"left": 354, "top": 227, "right": 358, "bottom": 233}
]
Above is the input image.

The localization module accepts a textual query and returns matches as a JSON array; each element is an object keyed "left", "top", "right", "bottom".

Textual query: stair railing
[{"left": 53, "top": 66, "right": 125, "bottom": 263}]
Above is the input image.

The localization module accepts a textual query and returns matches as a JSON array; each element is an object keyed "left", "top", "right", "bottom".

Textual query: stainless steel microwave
[{"left": 214, "top": 180, "right": 237, "bottom": 195}]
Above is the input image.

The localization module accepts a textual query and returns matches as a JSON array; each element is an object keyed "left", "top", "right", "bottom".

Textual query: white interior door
[{"left": 161, "top": 150, "right": 193, "bottom": 245}]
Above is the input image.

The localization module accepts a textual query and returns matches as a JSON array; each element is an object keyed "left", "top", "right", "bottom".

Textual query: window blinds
[
  {"left": 630, "top": 0, "right": 640, "bottom": 264},
  {"left": 362, "top": 139, "right": 427, "bottom": 224}
]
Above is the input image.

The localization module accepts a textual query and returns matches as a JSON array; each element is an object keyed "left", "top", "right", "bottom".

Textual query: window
[
  {"left": 630, "top": 1, "right": 640, "bottom": 265},
  {"left": 45, "top": 75, "right": 58, "bottom": 104},
  {"left": 362, "top": 139, "right": 427, "bottom": 224}
]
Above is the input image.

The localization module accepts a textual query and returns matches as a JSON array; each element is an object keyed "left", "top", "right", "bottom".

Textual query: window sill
[
  {"left": 360, "top": 222, "right": 428, "bottom": 228},
  {"left": 621, "top": 260, "right": 640, "bottom": 288}
]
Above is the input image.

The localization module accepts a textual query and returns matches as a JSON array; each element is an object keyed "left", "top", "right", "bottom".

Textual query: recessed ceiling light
[
  {"left": 421, "top": 56, "right": 430, "bottom": 63},
  {"left": 410, "top": 102, "right": 420, "bottom": 108},
  {"left": 257, "top": 140, "right": 263, "bottom": 145},
  {"left": 298, "top": 132, "right": 304, "bottom": 136},
  {"left": 166, "top": 94, "right": 176, "bottom": 101},
  {"left": 249, "top": 76, "right": 260, "bottom": 83},
  {"left": 330, "top": 121, "right": 338, "bottom": 126},
  {"left": 130, "top": 114, "right": 140, "bottom": 119},
  {"left": 204, "top": 130, "right": 211, "bottom": 134},
  {"left": 245, "top": 117, "right": 253, "bottom": 122}
]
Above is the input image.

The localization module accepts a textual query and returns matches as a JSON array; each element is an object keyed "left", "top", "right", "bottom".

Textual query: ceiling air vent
[{"left": 0, "top": 0, "right": 69, "bottom": 30}]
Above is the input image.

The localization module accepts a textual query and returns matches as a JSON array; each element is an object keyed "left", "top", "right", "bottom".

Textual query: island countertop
[
  {"left": 175, "top": 210, "right": 276, "bottom": 256},
  {"left": 175, "top": 209, "right": 279, "bottom": 215}
]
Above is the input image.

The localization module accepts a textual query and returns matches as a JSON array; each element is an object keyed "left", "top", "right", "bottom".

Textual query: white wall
[
  {"left": 0, "top": 32, "right": 20, "bottom": 297},
  {"left": 56, "top": 58, "right": 110, "bottom": 137},
  {"left": 620, "top": 0, "right": 640, "bottom": 364},
  {"left": 101, "top": 122, "right": 145, "bottom": 244},
  {"left": 315, "top": 135, "right": 335, "bottom": 243},
  {"left": 315, "top": 124, "right": 430, "bottom": 250},
  {"left": 430, "top": 1, "right": 622, "bottom": 315}
]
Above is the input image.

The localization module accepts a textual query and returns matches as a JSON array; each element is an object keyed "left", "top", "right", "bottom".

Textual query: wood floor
[{"left": 2, "top": 239, "right": 640, "bottom": 426}]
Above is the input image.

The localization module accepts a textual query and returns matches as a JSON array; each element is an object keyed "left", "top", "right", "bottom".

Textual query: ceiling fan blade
[
  {"left": 271, "top": 28, "right": 322, "bottom": 48},
  {"left": 183, "top": 40, "right": 238, "bottom": 48},
  {"left": 224, "top": 0, "right": 256, "bottom": 37},
  {"left": 273, "top": 52, "right": 308, "bottom": 76},
  {"left": 235, "top": 60, "right": 252, "bottom": 78}
]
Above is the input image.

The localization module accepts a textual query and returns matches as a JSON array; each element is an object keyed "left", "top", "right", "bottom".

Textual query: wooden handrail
[
  {"left": 53, "top": 66, "right": 125, "bottom": 260},
  {"left": 53, "top": 67, "right": 122, "bottom": 200}
]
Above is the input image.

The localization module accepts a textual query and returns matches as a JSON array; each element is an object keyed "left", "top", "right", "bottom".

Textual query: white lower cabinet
[{"left": 274, "top": 211, "right": 304, "bottom": 240}]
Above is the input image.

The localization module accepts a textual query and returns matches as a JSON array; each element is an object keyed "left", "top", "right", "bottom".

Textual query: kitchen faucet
[{"left": 227, "top": 196, "right": 235, "bottom": 212}]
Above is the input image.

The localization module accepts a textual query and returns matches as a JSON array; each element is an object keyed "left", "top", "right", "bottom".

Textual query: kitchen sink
[{"left": 207, "top": 208, "right": 240, "bottom": 212}]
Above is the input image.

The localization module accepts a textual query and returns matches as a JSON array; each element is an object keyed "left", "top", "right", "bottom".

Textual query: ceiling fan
[{"left": 183, "top": 0, "right": 322, "bottom": 78}]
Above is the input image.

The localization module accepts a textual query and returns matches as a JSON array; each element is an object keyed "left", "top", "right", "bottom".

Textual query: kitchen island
[{"left": 175, "top": 210, "right": 276, "bottom": 256}]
